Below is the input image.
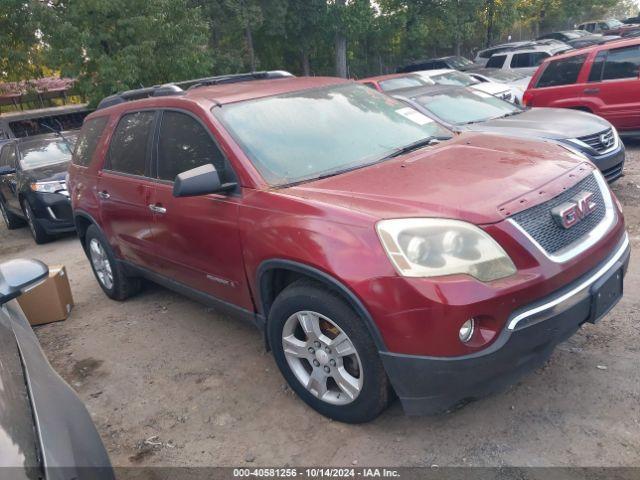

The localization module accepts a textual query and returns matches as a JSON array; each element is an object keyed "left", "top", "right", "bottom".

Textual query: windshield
[
  {"left": 448, "top": 56, "right": 474, "bottom": 69},
  {"left": 413, "top": 89, "right": 521, "bottom": 125},
  {"left": 562, "top": 31, "right": 583, "bottom": 39},
  {"left": 431, "top": 71, "right": 478, "bottom": 87},
  {"left": 607, "top": 19, "right": 623, "bottom": 28},
  {"left": 215, "top": 84, "right": 452, "bottom": 186},
  {"left": 378, "top": 76, "right": 431, "bottom": 92},
  {"left": 19, "top": 139, "right": 72, "bottom": 170}
]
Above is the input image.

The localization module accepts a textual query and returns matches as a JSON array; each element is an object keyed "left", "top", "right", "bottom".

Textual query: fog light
[{"left": 459, "top": 318, "right": 475, "bottom": 343}]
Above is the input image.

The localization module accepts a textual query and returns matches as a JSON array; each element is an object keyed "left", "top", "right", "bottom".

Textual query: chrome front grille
[
  {"left": 510, "top": 173, "right": 609, "bottom": 257},
  {"left": 577, "top": 128, "right": 615, "bottom": 155}
]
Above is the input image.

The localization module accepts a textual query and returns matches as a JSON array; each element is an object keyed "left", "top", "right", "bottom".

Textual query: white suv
[{"left": 485, "top": 44, "right": 571, "bottom": 75}]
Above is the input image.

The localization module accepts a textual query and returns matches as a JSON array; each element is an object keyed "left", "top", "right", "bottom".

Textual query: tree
[
  {"left": 43, "top": 0, "right": 213, "bottom": 105},
  {"left": 0, "top": 0, "right": 44, "bottom": 82}
]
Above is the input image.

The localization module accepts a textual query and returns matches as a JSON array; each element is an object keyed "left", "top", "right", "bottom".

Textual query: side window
[
  {"left": 602, "top": 46, "right": 640, "bottom": 80},
  {"left": 486, "top": 54, "right": 506, "bottom": 68},
  {"left": 107, "top": 111, "right": 155, "bottom": 176},
  {"left": 0, "top": 144, "right": 16, "bottom": 168},
  {"left": 588, "top": 51, "right": 607, "bottom": 82},
  {"left": 156, "top": 111, "right": 230, "bottom": 183},
  {"left": 598, "top": 23, "right": 608, "bottom": 31},
  {"left": 72, "top": 116, "right": 108, "bottom": 167},
  {"left": 511, "top": 53, "right": 529, "bottom": 68},
  {"left": 535, "top": 54, "right": 586, "bottom": 88}
]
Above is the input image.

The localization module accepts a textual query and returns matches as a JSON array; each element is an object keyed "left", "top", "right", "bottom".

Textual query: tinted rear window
[
  {"left": 8, "top": 111, "right": 89, "bottom": 138},
  {"left": 602, "top": 45, "right": 640, "bottom": 80},
  {"left": 107, "top": 111, "right": 154, "bottom": 176},
  {"left": 535, "top": 54, "right": 586, "bottom": 87},
  {"left": 486, "top": 55, "right": 506, "bottom": 68},
  {"left": 72, "top": 116, "right": 108, "bottom": 167},
  {"left": 588, "top": 51, "right": 607, "bottom": 82}
]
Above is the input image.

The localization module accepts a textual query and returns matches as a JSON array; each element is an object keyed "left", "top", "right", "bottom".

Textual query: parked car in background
[
  {"left": 0, "top": 104, "right": 91, "bottom": 141},
  {"left": 396, "top": 55, "right": 475, "bottom": 73},
  {"left": 0, "top": 133, "right": 77, "bottom": 243},
  {"left": 523, "top": 37, "right": 640, "bottom": 136},
  {"left": 393, "top": 84, "right": 625, "bottom": 182},
  {"left": 474, "top": 41, "right": 533, "bottom": 66},
  {"left": 0, "top": 259, "right": 114, "bottom": 479},
  {"left": 409, "top": 69, "right": 516, "bottom": 103},
  {"left": 357, "top": 73, "right": 433, "bottom": 92},
  {"left": 578, "top": 19, "right": 640, "bottom": 36},
  {"left": 486, "top": 43, "right": 573, "bottom": 75},
  {"left": 466, "top": 67, "right": 531, "bottom": 104},
  {"left": 537, "top": 30, "right": 619, "bottom": 48},
  {"left": 68, "top": 72, "right": 629, "bottom": 422}
]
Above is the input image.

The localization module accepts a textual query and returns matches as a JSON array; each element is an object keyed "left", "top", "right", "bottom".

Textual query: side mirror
[
  {"left": 172, "top": 164, "right": 236, "bottom": 198},
  {"left": 0, "top": 165, "right": 16, "bottom": 175},
  {"left": 0, "top": 259, "right": 48, "bottom": 305}
]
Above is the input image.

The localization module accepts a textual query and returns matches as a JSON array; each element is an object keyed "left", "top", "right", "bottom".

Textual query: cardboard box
[{"left": 17, "top": 265, "right": 74, "bottom": 326}]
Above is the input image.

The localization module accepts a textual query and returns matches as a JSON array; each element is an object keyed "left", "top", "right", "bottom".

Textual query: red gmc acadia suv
[{"left": 68, "top": 72, "right": 629, "bottom": 423}]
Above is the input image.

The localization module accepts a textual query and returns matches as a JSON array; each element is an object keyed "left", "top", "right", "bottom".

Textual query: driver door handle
[
  {"left": 583, "top": 88, "right": 600, "bottom": 94},
  {"left": 148, "top": 204, "right": 167, "bottom": 214},
  {"left": 97, "top": 190, "right": 110, "bottom": 199}
]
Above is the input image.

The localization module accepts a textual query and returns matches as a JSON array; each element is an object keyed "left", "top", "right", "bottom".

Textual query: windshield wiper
[{"left": 386, "top": 135, "right": 452, "bottom": 158}]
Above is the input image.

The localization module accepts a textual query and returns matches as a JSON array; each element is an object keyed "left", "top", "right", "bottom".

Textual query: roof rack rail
[{"left": 96, "top": 70, "right": 294, "bottom": 110}]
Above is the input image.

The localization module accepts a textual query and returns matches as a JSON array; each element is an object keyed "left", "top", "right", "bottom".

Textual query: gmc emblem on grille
[{"left": 551, "top": 191, "right": 597, "bottom": 229}]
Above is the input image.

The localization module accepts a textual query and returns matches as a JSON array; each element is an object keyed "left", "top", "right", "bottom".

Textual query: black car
[
  {"left": 0, "top": 259, "right": 113, "bottom": 479},
  {"left": 0, "top": 133, "right": 77, "bottom": 244},
  {"left": 396, "top": 55, "right": 475, "bottom": 73},
  {"left": 537, "top": 30, "right": 619, "bottom": 48},
  {"left": 392, "top": 84, "right": 625, "bottom": 182}
]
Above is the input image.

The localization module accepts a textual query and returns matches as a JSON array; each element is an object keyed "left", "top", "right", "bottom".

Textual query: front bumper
[
  {"left": 587, "top": 144, "right": 625, "bottom": 183},
  {"left": 381, "top": 233, "right": 630, "bottom": 415},
  {"left": 26, "top": 191, "right": 75, "bottom": 233}
]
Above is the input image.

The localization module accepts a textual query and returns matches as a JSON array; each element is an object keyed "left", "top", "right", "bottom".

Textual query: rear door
[
  {"left": 98, "top": 110, "right": 159, "bottom": 269},
  {"left": 585, "top": 44, "right": 640, "bottom": 130},
  {"left": 0, "top": 143, "right": 20, "bottom": 214},
  {"left": 148, "top": 109, "right": 252, "bottom": 310}
]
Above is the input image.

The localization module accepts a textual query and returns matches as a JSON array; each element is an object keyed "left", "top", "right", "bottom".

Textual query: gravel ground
[{"left": 1, "top": 140, "right": 639, "bottom": 468}]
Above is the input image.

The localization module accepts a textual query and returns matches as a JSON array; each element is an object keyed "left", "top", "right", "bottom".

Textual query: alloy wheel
[
  {"left": 22, "top": 202, "right": 37, "bottom": 239},
  {"left": 89, "top": 238, "right": 114, "bottom": 290},
  {"left": 282, "top": 310, "right": 363, "bottom": 405}
]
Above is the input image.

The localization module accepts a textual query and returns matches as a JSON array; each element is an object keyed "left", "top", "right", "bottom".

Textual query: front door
[
  {"left": 0, "top": 143, "right": 20, "bottom": 214},
  {"left": 148, "top": 109, "right": 252, "bottom": 310},
  {"left": 586, "top": 45, "right": 640, "bottom": 131},
  {"left": 98, "top": 110, "right": 158, "bottom": 270}
]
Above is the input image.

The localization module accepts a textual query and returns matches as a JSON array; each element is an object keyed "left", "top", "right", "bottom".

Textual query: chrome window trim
[
  {"left": 507, "top": 232, "right": 629, "bottom": 330},
  {"left": 508, "top": 170, "right": 616, "bottom": 264}
]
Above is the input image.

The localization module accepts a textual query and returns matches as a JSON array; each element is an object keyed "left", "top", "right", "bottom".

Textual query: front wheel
[
  {"left": 22, "top": 199, "right": 52, "bottom": 244},
  {"left": 85, "top": 225, "right": 141, "bottom": 301},
  {"left": 268, "top": 281, "right": 390, "bottom": 423}
]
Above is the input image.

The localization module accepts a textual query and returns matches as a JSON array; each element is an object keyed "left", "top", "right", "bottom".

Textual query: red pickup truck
[
  {"left": 523, "top": 37, "right": 640, "bottom": 135},
  {"left": 68, "top": 72, "right": 629, "bottom": 422}
]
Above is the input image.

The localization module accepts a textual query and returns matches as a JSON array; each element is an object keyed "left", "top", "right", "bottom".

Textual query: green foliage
[
  {"left": 1, "top": 0, "right": 634, "bottom": 101},
  {"left": 42, "top": 0, "right": 213, "bottom": 105}
]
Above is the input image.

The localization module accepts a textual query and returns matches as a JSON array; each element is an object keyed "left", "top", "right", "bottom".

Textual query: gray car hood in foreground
[
  {"left": 461, "top": 107, "right": 611, "bottom": 140},
  {"left": 0, "top": 299, "right": 114, "bottom": 480}
]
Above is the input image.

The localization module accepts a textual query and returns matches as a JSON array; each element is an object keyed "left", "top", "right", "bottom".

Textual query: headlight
[
  {"left": 376, "top": 218, "right": 516, "bottom": 281},
  {"left": 30, "top": 181, "right": 66, "bottom": 193}
]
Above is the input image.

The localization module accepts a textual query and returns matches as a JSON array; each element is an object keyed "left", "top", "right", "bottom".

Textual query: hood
[
  {"left": 281, "top": 132, "right": 593, "bottom": 225},
  {"left": 462, "top": 107, "right": 611, "bottom": 140},
  {"left": 22, "top": 161, "right": 69, "bottom": 183},
  {"left": 471, "top": 82, "right": 509, "bottom": 96}
]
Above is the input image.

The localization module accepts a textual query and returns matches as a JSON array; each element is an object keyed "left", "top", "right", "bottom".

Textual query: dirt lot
[{"left": 1, "top": 142, "right": 639, "bottom": 468}]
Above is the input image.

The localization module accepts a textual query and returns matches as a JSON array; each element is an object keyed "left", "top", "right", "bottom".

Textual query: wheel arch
[
  {"left": 257, "top": 259, "right": 387, "bottom": 352},
  {"left": 73, "top": 210, "right": 101, "bottom": 251}
]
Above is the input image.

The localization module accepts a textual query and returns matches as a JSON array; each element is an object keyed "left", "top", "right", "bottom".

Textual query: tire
[
  {"left": 22, "top": 199, "right": 52, "bottom": 244},
  {"left": 268, "top": 281, "right": 390, "bottom": 423},
  {"left": 0, "top": 199, "right": 23, "bottom": 230},
  {"left": 85, "top": 224, "right": 141, "bottom": 301}
]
